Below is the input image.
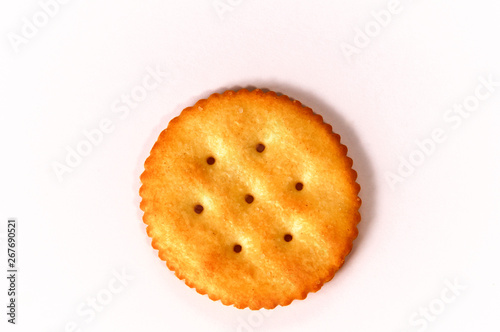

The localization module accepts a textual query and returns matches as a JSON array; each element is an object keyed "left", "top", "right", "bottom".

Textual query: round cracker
[{"left": 140, "top": 89, "right": 361, "bottom": 309}]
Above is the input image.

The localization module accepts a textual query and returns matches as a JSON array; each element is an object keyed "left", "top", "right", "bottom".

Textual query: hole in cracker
[
  {"left": 194, "top": 204, "right": 204, "bottom": 214},
  {"left": 284, "top": 234, "right": 293, "bottom": 242},
  {"left": 206, "top": 156, "right": 215, "bottom": 165},
  {"left": 256, "top": 143, "right": 265, "bottom": 153},
  {"left": 295, "top": 182, "right": 304, "bottom": 191},
  {"left": 245, "top": 194, "right": 254, "bottom": 204},
  {"left": 233, "top": 244, "right": 242, "bottom": 253}
]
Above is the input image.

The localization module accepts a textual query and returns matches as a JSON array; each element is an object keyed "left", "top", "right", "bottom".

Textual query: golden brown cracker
[{"left": 140, "top": 89, "right": 361, "bottom": 309}]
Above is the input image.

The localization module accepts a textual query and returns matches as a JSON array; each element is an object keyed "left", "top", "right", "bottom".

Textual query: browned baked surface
[{"left": 140, "top": 89, "right": 361, "bottom": 309}]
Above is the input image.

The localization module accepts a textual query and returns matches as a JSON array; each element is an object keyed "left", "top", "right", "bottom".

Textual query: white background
[{"left": 1, "top": 0, "right": 499, "bottom": 331}]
